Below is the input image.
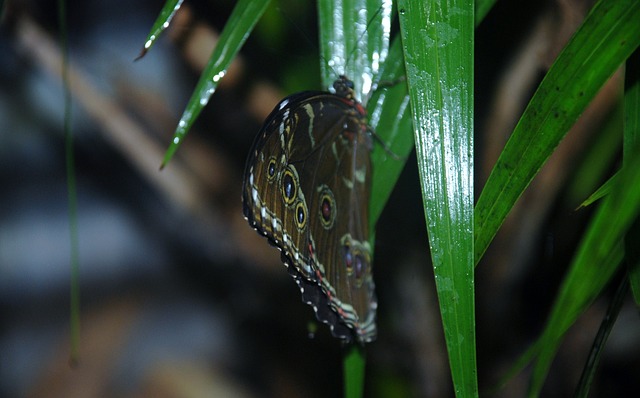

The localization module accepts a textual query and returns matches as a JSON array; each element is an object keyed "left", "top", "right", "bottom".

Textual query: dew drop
[
  {"left": 200, "top": 81, "right": 216, "bottom": 106},
  {"left": 212, "top": 70, "right": 226, "bottom": 83},
  {"left": 144, "top": 36, "right": 155, "bottom": 49}
]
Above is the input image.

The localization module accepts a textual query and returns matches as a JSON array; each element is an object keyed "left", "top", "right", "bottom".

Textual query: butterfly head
[{"left": 333, "top": 76, "right": 357, "bottom": 100}]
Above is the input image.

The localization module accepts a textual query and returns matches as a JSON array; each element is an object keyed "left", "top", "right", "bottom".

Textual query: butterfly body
[{"left": 242, "top": 76, "right": 377, "bottom": 343}]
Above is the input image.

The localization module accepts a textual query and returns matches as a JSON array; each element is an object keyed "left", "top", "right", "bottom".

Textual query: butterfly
[{"left": 242, "top": 75, "right": 377, "bottom": 344}]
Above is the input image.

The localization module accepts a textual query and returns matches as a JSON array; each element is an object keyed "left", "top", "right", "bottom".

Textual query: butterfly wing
[{"left": 242, "top": 91, "right": 376, "bottom": 343}]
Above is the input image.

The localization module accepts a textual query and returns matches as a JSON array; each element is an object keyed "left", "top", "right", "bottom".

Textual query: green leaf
[
  {"left": 344, "top": 346, "right": 366, "bottom": 398},
  {"left": 160, "top": 0, "right": 272, "bottom": 168},
  {"left": 136, "top": 0, "right": 184, "bottom": 59},
  {"left": 475, "top": 0, "right": 496, "bottom": 26},
  {"left": 565, "top": 94, "right": 623, "bottom": 208},
  {"left": 397, "top": 1, "right": 477, "bottom": 397},
  {"left": 624, "top": 49, "right": 640, "bottom": 304},
  {"left": 574, "top": 278, "right": 629, "bottom": 397},
  {"left": 528, "top": 142, "right": 640, "bottom": 394},
  {"left": 625, "top": 215, "right": 640, "bottom": 305},
  {"left": 567, "top": 104, "right": 622, "bottom": 209},
  {"left": 318, "top": 0, "right": 393, "bottom": 99},
  {"left": 576, "top": 172, "right": 618, "bottom": 209},
  {"left": 474, "top": 0, "right": 640, "bottom": 265},
  {"left": 369, "top": 36, "right": 414, "bottom": 225},
  {"left": 317, "top": 2, "right": 414, "bottom": 397},
  {"left": 317, "top": 1, "right": 414, "bottom": 261}
]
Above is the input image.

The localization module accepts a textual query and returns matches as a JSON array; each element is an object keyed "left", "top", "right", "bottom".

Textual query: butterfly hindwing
[{"left": 242, "top": 78, "right": 377, "bottom": 343}]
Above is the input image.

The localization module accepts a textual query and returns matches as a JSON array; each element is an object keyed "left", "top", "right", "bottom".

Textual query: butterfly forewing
[{"left": 242, "top": 79, "right": 377, "bottom": 343}]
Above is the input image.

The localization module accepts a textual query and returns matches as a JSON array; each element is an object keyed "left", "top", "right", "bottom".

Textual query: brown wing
[{"left": 242, "top": 91, "right": 376, "bottom": 343}]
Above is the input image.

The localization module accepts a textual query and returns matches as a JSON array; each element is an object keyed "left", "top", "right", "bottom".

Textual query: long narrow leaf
[
  {"left": 161, "top": 0, "right": 271, "bottom": 167},
  {"left": 528, "top": 148, "right": 640, "bottom": 395},
  {"left": 318, "top": 0, "right": 392, "bottom": 100},
  {"left": 318, "top": 2, "right": 393, "bottom": 396},
  {"left": 624, "top": 50, "right": 640, "bottom": 303},
  {"left": 574, "top": 278, "right": 629, "bottom": 397},
  {"left": 576, "top": 172, "right": 618, "bottom": 209},
  {"left": 474, "top": 0, "right": 640, "bottom": 264},
  {"left": 369, "top": 36, "right": 413, "bottom": 225},
  {"left": 136, "top": 0, "right": 183, "bottom": 59},
  {"left": 397, "top": 0, "right": 477, "bottom": 396},
  {"left": 475, "top": 0, "right": 496, "bottom": 26}
]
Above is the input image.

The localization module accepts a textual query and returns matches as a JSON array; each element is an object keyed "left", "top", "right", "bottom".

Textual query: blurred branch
[{"left": 15, "top": 15, "right": 279, "bottom": 269}]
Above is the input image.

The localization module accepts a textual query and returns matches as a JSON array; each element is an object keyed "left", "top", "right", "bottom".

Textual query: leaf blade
[
  {"left": 161, "top": 0, "right": 272, "bottom": 167},
  {"left": 397, "top": 0, "right": 477, "bottom": 396},
  {"left": 136, "top": 0, "right": 184, "bottom": 59},
  {"left": 474, "top": 0, "right": 640, "bottom": 265}
]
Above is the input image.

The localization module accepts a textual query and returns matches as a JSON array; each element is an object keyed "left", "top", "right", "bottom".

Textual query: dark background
[{"left": 1, "top": 0, "right": 638, "bottom": 397}]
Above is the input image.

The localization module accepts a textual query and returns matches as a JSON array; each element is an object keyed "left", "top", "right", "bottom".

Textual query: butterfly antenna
[
  {"left": 277, "top": 5, "right": 340, "bottom": 87},
  {"left": 278, "top": 6, "right": 317, "bottom": 52},
  {"left": 343, "top": 4, "right": 387, "bottom": 69},
  {"left": 370, "top": 127, "right": 404, "bottom": 161}
]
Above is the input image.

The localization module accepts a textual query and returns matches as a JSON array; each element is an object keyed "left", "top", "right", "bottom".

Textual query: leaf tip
[{"left": 134, "top": 48, "right": 148, "bottom": 62}]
